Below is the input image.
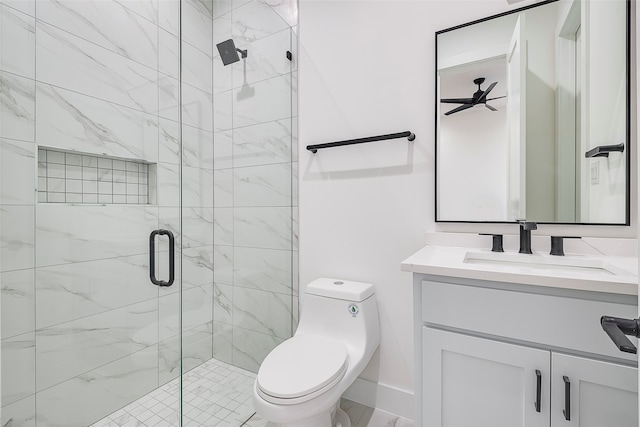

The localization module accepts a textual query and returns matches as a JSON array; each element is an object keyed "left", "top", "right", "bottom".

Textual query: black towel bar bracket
[{"left": 306, "top": 131, "right": 415, "bottom": 153}]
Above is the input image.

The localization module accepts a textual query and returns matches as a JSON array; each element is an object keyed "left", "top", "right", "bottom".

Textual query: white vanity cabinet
[{"left": 413, "top": 276, "right": 638, "bottom": 427}]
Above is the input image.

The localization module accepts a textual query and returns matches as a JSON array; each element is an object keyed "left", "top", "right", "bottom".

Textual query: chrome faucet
[{"left": 517, "top": 221, "right": 537, "bottom": 254}]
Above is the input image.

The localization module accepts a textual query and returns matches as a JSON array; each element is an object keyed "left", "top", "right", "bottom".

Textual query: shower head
[{"left": 216, "top": 39, "right": 248, "bottom": 66}]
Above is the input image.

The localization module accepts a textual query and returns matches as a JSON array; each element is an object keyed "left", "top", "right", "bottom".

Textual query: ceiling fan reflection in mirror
[{"left": 440, "top": 77, "right": 506, "bottom": 115}]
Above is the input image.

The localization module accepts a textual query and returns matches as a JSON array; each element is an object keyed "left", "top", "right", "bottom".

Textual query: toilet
[{"left": 252, "top": 278, "right": 380, "bottom": 427}]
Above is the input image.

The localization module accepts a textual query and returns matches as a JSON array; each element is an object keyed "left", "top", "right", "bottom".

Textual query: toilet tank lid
[{"left": 305, "top": 278, "right": 375, "bottom": 302}]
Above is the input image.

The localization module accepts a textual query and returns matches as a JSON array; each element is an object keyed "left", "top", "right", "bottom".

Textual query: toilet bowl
[{"left": 252, "top": 278, "right": 380, "bottom": 427}]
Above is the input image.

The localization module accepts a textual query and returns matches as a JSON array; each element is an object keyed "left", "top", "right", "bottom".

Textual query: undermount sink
[{"left": 463, "top": 251, "right": 633, "bottom": 276}]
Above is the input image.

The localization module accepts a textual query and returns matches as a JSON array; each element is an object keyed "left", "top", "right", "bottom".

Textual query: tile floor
[{"left": 91, "top": 358, "right": 414, "bottom": 427}]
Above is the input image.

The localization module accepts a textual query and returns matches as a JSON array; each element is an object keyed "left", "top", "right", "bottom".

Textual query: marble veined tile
[
  {"left": 233, "top": 162, "right": 291, "bottom": 207},
  {"left": 213, "top": 90, "right": 233, "bottom": 132},
  {"left": 35, "top": 254, "right": 156, "bottom": 329},
  {"left": 158, "top": 74, "right": 179, "bottom": 121},
  {"left": 35, "top": 0, "right": 158, "bottom": 68},
  {"left": 159, "top": 322, "right": 213, "bottom": 385},
  {"left": 158, "top": 118, "right": 180, "bottom": 165},
  {"left": 0, "top": 138, "right": 35, "bottom": 205},
  {"left": 36, "top": 83, "right": 159, "bottom": 163},
  {"left": 158, "top": 0, "right": 179, "bottom": 35},
  {"left": 233, "top": 287, "right": 293, "bottom": 339},
  {"left": 214, "top": 168, "right": 233, "bottom": 207},
  {"left": 0, "top": 71, "right": 35, "bottom": 142},
  {"left": 232, "top": 119, "right": 291, "bottom": 167},
  {"left": 233, "top": 246, "right": 291, "bottom": 294},
  {"left": 181, "top": 245, "right": 214, "bottom": 288},
  {"left": 213, "top": 207, "right": 233, "bottom": 245},
  {"left": 234, "top": 206, "right": 291, "bottom": 250},
  {"left": 183, "top": 124, "right": 215, "bottom": 169},
  {"left": 159, "top": 28, "right": 179, "bottom": 79},
  {"left": 1, "top": 269, "right": 35, "bottom": 339},
  {"left": 0, "top": 205, "right": 35, "bottom": 272},
  {"left": 182, "top": 0, "right": 213, "bottom": 56},
  {"left": 233, "top": 287, "right": 291, "bottom": 339},
  {"left": 159, "top": 206, "right": 214, "bottom": 249},
  {"left": 210, "top": 0, "right": 232, "bottom": 19},
  {"left": 35, "top": 299, "right": 158, "bottom": 392},
  {"left": 232, "top": 326, "right": 282, "bottom": 373},
  {"left": 36, "top": 21, "right": 158, "bottom": 114},
  {"left": 182, "top": 83, "right": 214, "bottom": 132},
  {"left": 1, "top": 332, "right": 35, "bottom": 405},
  {"left": 233, "top": 73, "right": 292, "bottom": 128},
  {"left": 156, "top": 162, "right": 180, "bottom": 207},
  {"left": 1, "top": 5, "right": 35, "bottom": 78},
  {"left": 212, "top": 321, "right": 232, "bottom": 364},
  {"left": 213, "top": 244, "right": 233, "bottom": 284},
  {"left": 231, "top": 29, "right": 291, "bottom": 89},
  {"left": 116, "top": 0, "right": 159, "bottom": 25},
  {"left": 213, "top": 282, "right": 232, "bottom": 323},
  {"left": 182, "top": 165, "right": 214, "bottom": 208},
  {"left": 292, "top": 161, "right": 298, "bottom": 206},
  {"left": 0, "top": 395, "right": 36, "bottom": 427},
  {"left": 183, "top": 41, "right": 214, "bottom": 94},
  {"left": 36, "top": 345, "right": 158, "bottom": 427},
  {"left": 1, "top": 0, "right": 35, "bottom": 17},
  {"left": 159, "top": 283, "right": 213, "bottom": 340},
  {"left": 213, "top": 130, "right": 233, "bottom": 170},
  {"left": 232, "top": 0, "right": 288, "bottom": 45},
  {"left": 35, "top": 204, "right": 158, "bottom": 267},
  {"left": 262, "top": 0, "right": 297, "bottom": 28}
]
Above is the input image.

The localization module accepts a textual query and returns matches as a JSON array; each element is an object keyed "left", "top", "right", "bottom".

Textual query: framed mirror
[{"left": 435, "top": 0, "right": 630, "bottom": 225}]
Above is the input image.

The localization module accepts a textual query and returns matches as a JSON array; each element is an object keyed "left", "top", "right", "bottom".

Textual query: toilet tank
[
  {"left": 296, "top": 278, "right": 380, "bottom": 357},
  {"left": 305, "top": 278, "right": 375, "bottom": 302}
]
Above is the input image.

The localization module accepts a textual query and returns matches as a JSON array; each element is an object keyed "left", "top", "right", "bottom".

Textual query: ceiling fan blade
[
  {"left": 486, "top": 95, "right": 506, "bottom": 101},
  {"left": 444, "top": 103, "right": 474, "bottom": 115},
  {"left": 440, "top": 98, "right": 474, "bottom": 104},
  {"left": 476, "top": 81, "right": 497, "bottom": 103},
  {"left": 485, "top": 104, "right": 497, "bottom": 111}
]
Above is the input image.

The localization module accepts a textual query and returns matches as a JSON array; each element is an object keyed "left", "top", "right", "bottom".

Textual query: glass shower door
[{"left": 0, "top": 0, "right": 185, "bottom": 425}]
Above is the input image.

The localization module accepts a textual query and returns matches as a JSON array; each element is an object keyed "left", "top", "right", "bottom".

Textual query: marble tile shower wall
[
  {"left": 0, "top": 0, "right": 296, "bottom": 425},
  {"left": 210, "top": 0, "right": 299, "bottom": 373}
]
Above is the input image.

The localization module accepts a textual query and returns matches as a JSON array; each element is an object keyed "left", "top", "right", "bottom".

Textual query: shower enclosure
[{"left": 0, "top": 0, "right": 298, "bottom": 424}]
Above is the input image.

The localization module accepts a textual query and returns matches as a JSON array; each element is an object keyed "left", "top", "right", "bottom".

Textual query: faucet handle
[
  {"left": 550, "top": 236, "right": 581, "bottom": 256},
  {"left": 517, "top": 220, "right": 537, "bottom": 231},
  {"left": 479, "top": 233, "right": 504, "bottom": 252}
]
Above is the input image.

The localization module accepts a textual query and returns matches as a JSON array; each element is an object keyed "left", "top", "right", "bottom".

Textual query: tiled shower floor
[
  {"left": 91, "top": 358, "right": 414, "bottom": 427},
  {"left": 91, "top": 358, "right": 257, "bottom": 427}
]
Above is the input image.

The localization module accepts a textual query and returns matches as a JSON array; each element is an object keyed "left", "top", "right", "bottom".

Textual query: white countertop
[{"left": 401, "top": 245, "right": 638, "bottom": 295}]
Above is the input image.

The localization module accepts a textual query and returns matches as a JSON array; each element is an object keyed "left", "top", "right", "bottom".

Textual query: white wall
[
  {"left": 439, "top": 106, "right": 508, "bottom": 221},
  {"left": 298, "top": 0, "right": 556, "bottom": 417}
]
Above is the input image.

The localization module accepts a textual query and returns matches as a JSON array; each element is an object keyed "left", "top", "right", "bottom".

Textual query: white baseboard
[{"left": 343, "top": 378, "right": 414, "bottom": 420}]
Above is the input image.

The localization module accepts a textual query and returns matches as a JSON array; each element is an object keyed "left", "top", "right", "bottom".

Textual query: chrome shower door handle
[{"left": 149, "top": 229, "right": 175, "bottom": 287}]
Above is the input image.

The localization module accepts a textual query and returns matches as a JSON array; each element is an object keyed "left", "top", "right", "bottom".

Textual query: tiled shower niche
[{"left": 38, "top": 148, "right": 156, "bottom": 204}]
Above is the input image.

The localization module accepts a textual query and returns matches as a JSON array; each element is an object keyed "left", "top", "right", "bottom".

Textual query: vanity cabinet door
[
  {"left": 550, "top": 353, "right": 638, "bottom": 427},
  {"left": 423, "top": 327, "right": 550, "bottom": 427}
]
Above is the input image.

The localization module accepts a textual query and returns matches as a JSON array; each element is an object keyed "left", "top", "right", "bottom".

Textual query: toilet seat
[{"left": 256, "top": 334, "right": 349, "bottom": 405}]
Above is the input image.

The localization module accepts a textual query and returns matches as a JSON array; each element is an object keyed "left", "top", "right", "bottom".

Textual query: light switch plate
[{"left": 590, "top": 161, "right": 599, "bottom": 185}]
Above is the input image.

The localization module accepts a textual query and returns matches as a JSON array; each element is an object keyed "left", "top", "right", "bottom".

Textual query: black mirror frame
[{"left": 434, "top": 0, "right": 631, "bottom": 226}]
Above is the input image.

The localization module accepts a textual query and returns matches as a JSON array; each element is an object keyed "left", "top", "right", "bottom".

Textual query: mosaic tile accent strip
[{"left": 38, "top": 148, "right": 151, "bottom": 204}]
